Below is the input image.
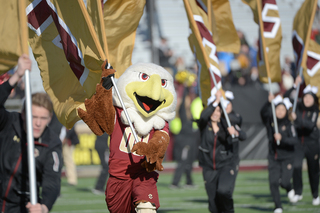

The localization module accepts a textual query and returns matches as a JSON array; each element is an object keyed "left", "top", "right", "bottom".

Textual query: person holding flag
[
  {"left": 197, "top": 90, "right": 241, "bottom": 213},
  {"left": 0, "top": 55, "right": 63, "bottom": 213},
  {"left": 223, "top": 91, "right": 246, "bottom": 185},
  {"left": 260, "top": 94, "right": 298, "bottom": 213},
  {"left": 289, "top": 0, "right": 320, "bottom": 205},
  {"left": 290, "top": 84, "right": 320, "bottom": 205}
]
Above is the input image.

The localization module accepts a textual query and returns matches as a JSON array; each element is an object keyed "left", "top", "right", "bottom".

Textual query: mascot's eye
[
  {"left": 139, "top": 73, "right": 149, "bottom": 81},
  {"left": 161, "top": 79, "right": 167, "bottom": 87}
]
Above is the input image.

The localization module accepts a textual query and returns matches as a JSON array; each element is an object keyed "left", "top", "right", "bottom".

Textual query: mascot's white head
[{"left": 113, "top": 63, "right": 177, "bottom": 136}]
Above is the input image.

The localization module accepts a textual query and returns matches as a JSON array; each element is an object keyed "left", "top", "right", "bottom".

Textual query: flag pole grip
[
  {"left": 292, "top": 67, "right": 303, "bottom": 113},
  {"left": 111, "top": 76, "right": 139, "bottom": 143},
  {"left": 25, "top": 70, "right": 38, "bottom": 204},
  {"left": 268, "top": 78, "right": 280, "bottom": 145},
  {"left": 209, "top": 68, "right": 234, "bottom": 138}
]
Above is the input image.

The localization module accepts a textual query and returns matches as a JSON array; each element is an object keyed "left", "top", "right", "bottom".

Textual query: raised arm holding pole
[
  {"left": 292, "top": 68, "right": 303, "bottom": 113},
  {"left": 255, "top": 0, "right": 280, "bottom": 145},
  {"left": 208, "top": 68, "right": 234, "bottom": 138}
]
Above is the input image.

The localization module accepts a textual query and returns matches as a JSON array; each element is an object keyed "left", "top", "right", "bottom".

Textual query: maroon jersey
[{"left": 108, "top": 107, "right": 169, "bottom": 179}]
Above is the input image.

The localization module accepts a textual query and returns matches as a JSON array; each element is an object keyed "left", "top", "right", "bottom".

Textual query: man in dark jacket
[{"left": 0, "top": 54, "right": 63, "bottom": 213}]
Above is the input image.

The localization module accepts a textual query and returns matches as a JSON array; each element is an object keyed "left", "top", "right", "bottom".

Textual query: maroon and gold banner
[
  {"left": 209, "top": 0, "right": 240, "bottom": 53},
  {"left": 243, "top": 0, "right": 282, "bottom": 83},
  {"left": 292, "top": 0, "right": 320, "bottom": 104},
  {"left": 0, "top": 0, "right": 28, "bottom": 74},
  {"left": 184, "top": 0, "right": 227, "bottom": 106},
  {"left": 103, "top": 0, "right": 146, "bottom": 77},
  {"left": 27, "top": 0, "right": 106, "bottom": 128}
]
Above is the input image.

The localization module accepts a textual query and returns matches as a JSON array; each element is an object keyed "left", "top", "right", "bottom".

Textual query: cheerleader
[
  {"left": 290, "top": 85, "right": 319, "bottom": 205},
  {"left": 260, "top": 94, "right": 298, "bottom": 213},
  {"left": 198, "top": 90, "right": 242, "bottom": 213}
]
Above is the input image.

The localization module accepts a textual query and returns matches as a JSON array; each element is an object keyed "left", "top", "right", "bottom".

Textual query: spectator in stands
[
  {"left": 92, "top": 133, "right": 110, "bottom": 195},
  {"left": 260, "top": 93, "right": 298, "bottom": 213},
  {"left": 0, "top": 54, "right": 62, "bottom": 213},
  {"left": 158, "top": 37, "right": 174, "bottom": 72},
  {"left": 283, "top": 56, "right": 296, "bottom": 79}
]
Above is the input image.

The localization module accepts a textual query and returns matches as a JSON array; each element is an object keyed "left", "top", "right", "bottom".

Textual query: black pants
[
  {"left": 172, "top": 146, "right": 193, "bottom": 186},
  {"left": 293, "top": 142, "right": 319, "bottom": 198},
  {"left": 203, "top": 163, "right": 237, "bottom": 213},
  {"left": 94, "top": 143, "right": 109, "bottom": 191},
  {"left": 268, "top": 156, "right": 293, "bottom": 209}
]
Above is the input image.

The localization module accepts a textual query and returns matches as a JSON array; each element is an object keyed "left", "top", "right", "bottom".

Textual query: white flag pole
[
  {"left": 292, "top": 67, "right": 303, "bottom": 113},
  {"left": 209, "top": 68, "right": 234, "bottom": 138},
  {"left": 268, "top": 77, "right": 280, "bottom": 145},
  {"left": 25, "top": 70, "right": 37, "bottom": 204},
  {"left": 110, "top": 76, "right": 139, "bottom": 143}
]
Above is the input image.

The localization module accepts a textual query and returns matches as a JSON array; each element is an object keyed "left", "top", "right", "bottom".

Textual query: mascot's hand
[
  {"left": 132, "top": 131, "right": 170, "bottom": 172},
  {"left": 77, "top": 60, "right": 116, "bottom": 136}
]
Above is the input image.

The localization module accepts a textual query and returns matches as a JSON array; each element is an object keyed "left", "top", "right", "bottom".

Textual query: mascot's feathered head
[{"left": 113, "top": 63, "right": 177, "bottom": 136}]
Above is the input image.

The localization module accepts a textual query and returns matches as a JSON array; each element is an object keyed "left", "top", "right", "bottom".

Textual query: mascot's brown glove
[
  {"left": 77, "top": 60, "right": 116, "bottom": 136},
  {"left": 131, "top": 130, "right": 170, "bottom": 172}
]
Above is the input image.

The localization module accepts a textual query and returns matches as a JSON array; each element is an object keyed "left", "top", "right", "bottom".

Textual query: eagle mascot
[{"left": 77, "top": 61, "right": 177, "bottom": 213}]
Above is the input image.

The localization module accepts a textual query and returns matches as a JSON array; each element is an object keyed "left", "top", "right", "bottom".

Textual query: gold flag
[
  {"left": 292, "top": 0, "right": 319, "bottom": 104},
  {"left": 243, "top": 0, "right": 282, "bottom": 83},
  {"left": 86, "top": 0, "right": 109, "bottom": 58},
  {"left": 209, "top": 0, "right": 240, "bottom": 53},
  {"left": 183, "top": 0, "right": 224, "bottom": 106},
  {"left": 27, "top": 0, "right": 106, "bottom": 128},
  {"left": 103, "top": 0, "right": 146, "bottom": 78},
  {"left": 0, "top": 0, "right": 28, "bottom": 74}
]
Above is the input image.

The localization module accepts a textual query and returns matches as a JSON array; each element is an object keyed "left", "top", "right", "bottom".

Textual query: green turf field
[{"left": 51, "top": 169, "right": 320, "bottom": 213}]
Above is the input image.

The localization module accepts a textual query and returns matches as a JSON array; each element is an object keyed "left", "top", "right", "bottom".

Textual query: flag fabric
[
  {"left": 243, "top": 0, "right": 282, "bottom": 83},
  {"left": 210, "top": 0, "right": 240, "bottom": 53},
  {"left": 86, "top": 0, "right": 109, "bottom": 58},
  {"left": 27, "top": 0, "right": 106, "bottom": 128},
  {"left": 103, "top": 0, "right": 146, "bottom": 78},
  {"left": 0, "top": 0, "right": 28, "bottom": 74},
  {"left": 292, "top": 0, "right": 320, "bottom": 104},
  {"left": 183, "top": 0, "right": 224, "bottom": 106}
]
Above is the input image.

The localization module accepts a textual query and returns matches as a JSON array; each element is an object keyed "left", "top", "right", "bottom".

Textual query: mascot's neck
[{"left": 120, "top": 108, "right": 166, "bottom": 136}]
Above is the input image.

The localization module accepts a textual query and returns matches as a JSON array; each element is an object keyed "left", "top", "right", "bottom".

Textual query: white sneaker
[
  {"left": 274, "top": 208, "right": 283, "bottom": 213},
  {"left": 287, "top": 189, "right": 295, "bottom": 200},
  {"left": 312, "top": 197, "right": 320, "bottom": 206},
  {"left": 290, "top": 194, "right": 303, "bottom": 203}
]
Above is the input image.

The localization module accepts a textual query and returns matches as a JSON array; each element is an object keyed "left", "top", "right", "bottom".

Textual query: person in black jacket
[
  {"left": 198, "top": 90, "right": 240, "bottom": 213},
  {"left": 260, "top": 94, "right": 298, "bottom": 213},
  {"left": 92, "top": 133, "right": 110, "bottom": 195},
  {"left": 170, "top": 87, "right": 200, "bottom": 188},
  {"left": 0, "top": 54, "right": 63, "bottom": 213},
  {"left": 224, "top": 91, "right": 246, "bottom": 167},
  {"left": 290, "top": 84, "right": 320, "bottom": 205}
]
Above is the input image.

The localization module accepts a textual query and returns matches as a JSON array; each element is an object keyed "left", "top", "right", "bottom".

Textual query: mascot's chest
[{"left": 109, "top": 108, "right": 155, "bottom": 160}]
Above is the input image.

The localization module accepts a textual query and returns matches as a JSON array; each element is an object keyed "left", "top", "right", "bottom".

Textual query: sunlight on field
[{"left": 51, "top": 170, "right": 320, "bottom": 213}]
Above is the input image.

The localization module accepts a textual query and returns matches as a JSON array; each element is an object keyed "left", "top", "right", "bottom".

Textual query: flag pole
[
  {"left": 209, "top": 68, "right": 234, "bottom": 138},
  {"left": 20, "top": 0, "right": 37, "bottom": 204},
  {"left": 183, "top": 0, "right": 234, "bottom": 137},
  {"left": 25, "top": 70, "right": 38, "bottom": 204},
  {"left": 110, "top": 76, "right": 139, "bottom": 143},
  {"left": 292, "top": 67, "right": 303, "bottom": 113},
  {"left": 292, "top": 0, "right": 317, "bottom": 113},
  {"left": 256, "top": 0, "right": 279, "bottom": 145}
]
